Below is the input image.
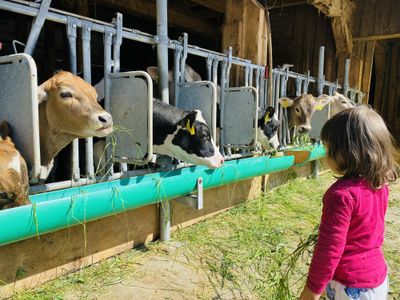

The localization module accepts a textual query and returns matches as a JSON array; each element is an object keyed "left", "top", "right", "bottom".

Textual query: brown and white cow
[
  {"left": 0, "top": 121, "right": 30, "bottom": 209},
  {"left": 38, "top": 71, "right": 113, "bottom": 179},
  {"left": 279, "top": 94, "right": 329, "bottom": 133},
  {"left": 316, "top": 92, "right": 355, "bottom": 117}
]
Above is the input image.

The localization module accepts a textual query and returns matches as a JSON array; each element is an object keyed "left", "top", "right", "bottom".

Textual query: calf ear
[
  {"left": 315, "top": 95, "right": 331, "bottom": 110},
  {"left": 262, "top": 106, "right": 275, "bottom": 124},
  {"left": 146, "top": 66, "right": 159, "bottom": 83},
  {"left": 180, "top": 110, "right": 197, "bottom": 135},
  {"left": 0, "top": 121, "right": 11, "bottom": 140},
  {"left": 185, "top": 65, "right": 202, "bottom": 81},
  {"left": 278, "top": 97, "right": 293, "bottom": 108},
  {"left": 37, "top": 80, "right": 51, "bottom": 103}
]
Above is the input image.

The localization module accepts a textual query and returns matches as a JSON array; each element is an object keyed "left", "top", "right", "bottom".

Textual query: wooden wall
[
  {"left": 269, "top": 5, "right": 338, "bottom": 85},
  {"left": 371, "top": 41, "right": 400, "bottom": 141},
  {"left": 352, "top": 0, "right": 400, "bottom": 41}
]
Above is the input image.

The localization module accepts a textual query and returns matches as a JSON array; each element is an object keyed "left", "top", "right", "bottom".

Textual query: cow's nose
[
  {"left": 98, "top": 113, "right": 113, "bottom": 126},
  {"left": 220, "top": 158, "right": 224, "bottom": 165},
  {"left": 298, "top": 125, "right": 311, "bottom": 133}
]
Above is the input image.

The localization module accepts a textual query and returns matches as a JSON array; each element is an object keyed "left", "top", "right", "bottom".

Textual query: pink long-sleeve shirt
[{"left": 307, "top": 177, "right": 388, "bottom": 294}]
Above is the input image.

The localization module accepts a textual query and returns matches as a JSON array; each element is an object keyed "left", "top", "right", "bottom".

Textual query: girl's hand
[{"left": 300, "top": 285, "right": 321, "bottom": 300}]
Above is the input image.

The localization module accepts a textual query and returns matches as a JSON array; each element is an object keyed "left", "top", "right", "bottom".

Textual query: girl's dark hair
[{"left": 321, "top": 105, "right": 398, "bottom": 189}]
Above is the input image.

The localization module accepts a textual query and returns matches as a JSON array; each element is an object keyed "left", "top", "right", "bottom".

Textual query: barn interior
[{"left": 1, "top": 0, "right": 398, "bottom": 140}]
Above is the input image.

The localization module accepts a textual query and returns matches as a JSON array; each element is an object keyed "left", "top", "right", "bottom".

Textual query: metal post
[
  {"left": 103, "top": 27, "right": 113, "bottom": 176},
  {"left": 317, "top": 46, "right": 325, "bottom": 96},
  {"left": 112, "top": 13, "right": 127, "bottom": 173},
  {"left": 66, "top": 17, "right": 80, "bottom": 181},
  {"left": 173, "top": 47, "right": 181, "bottom": 107},
  {"left": 82, "top": 22, "right": 95, "bottom": 179},
  {"left": 219, "top": 60, "right": 227, "bottom": 155},
  {"left": 24, "top": 0, "right": 51, "bottom": 55},
  {"left": 156, "top": 0, "right": 172, "bottom": 242},
  {"left": 343, "top": 58, "right": 350, "bottom": 98}
]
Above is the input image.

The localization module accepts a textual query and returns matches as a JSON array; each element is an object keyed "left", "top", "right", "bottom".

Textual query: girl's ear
[{"left": 278, "top": 97, "right": 294, "bottom": 108}]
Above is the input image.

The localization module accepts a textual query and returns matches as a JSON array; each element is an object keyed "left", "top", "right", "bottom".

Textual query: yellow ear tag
[
  {"left": 186, "top": 119, "right": 195, "bottom": 135},
  {"left": 315, "top": 104, "right": 324, "bottom": 111},
  {"left": 264, "top": 115, "right": 271, "bottom": 124},
  {"left": 281, "top": 100, "right": 289, "bottom": 108}
]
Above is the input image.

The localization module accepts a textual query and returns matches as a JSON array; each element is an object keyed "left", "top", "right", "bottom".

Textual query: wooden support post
[
  {"left": 361, "top": 41, "right": 375, "bottom": 104},
  {"left": 222, "top": 0, "right": 268, "bottom": 85}
]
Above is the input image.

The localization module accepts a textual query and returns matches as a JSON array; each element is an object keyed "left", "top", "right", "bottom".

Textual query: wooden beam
[
  {"left": 95, "top": 0, "right": 216, "bottom": 36},
  {"left": 188, "top": 0, "right": 226, "bottom": 14},
  {"left": 310, "top": 0, "right": 354, "bottom": 54},
  {"left": 268, "top": 0, "right": 308, "bottom": 9},
  {"left": 354, "top": 33, "right": 400, "bottom": 42},
  {"left": 361, "top": 40, "right": 375, "bottom": 104}
]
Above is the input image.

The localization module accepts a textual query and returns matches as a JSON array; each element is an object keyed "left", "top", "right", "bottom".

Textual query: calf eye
[
  {"left": 60, "top": 92, "right": 72, "bottom": 98},
  {"left": 295, "top": 107, "right": 300, "bottom": 113}
]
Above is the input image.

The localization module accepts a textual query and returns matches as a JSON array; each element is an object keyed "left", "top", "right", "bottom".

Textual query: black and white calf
[
  {"left": 257, "top": 106, "right": 280, "bottom": 150},
  {"left": 152, "top": 99, "right": 224, "bottom": 168}
]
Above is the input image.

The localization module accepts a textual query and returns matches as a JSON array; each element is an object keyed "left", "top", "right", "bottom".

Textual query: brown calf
[
  {"left": 0, "top": 121, "right": 30, "bottom": 209},
  {"left": 279, "top": 94, "right": 329, "bottom": 133},
  {"left": 38, "top": 71, "right": 113, "bottom": 179}
]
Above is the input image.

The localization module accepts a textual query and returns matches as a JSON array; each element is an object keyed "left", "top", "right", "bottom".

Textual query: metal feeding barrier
[{"left": 0, "top": 0, "right": 363, "bottom": 241}]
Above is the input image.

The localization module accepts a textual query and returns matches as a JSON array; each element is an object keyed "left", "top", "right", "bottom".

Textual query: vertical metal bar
[
  {"left": 104, "top": 27, "right": 113, "bottom": 176},
  {"left": 212, "top": 58, "right": 219, "bottom": 88},
  {"left": 206, "top": 55, "right": 212, "bottom": 81},
  {"left": 82, "top": 22, "right": 95, "bottom": 179},
  {"left": 219, "top": 60, "right": 227, "bottom": 154},
  {"left": 343, "top": 58, "right": 350, "bottom": 98},
  {"left": 156, "top": 0, "right": 171, "bottom": 242},
  {"left": 24, "top": 0, "right": 51, "bottom": 55},
  {"left": 259, "top": 68, "right": 265, "bottom": 110},
  {"left": 173, "top": 48, "right": 181, "bottom": 107},
  {"left": 66, "top": 17, "right": 80, "bottom": 181},
  {"left": 303, "top": 71, "right": 310, "bottom": 94},
  {"left": 112, "top": 13, "right": 126, "bottom": 173},
  {"left": 179, "top": 33, "right": 188, "bottom": 83},
  {"left": 317, "top": 46, "right": 325, "bottom": 96},
  {"left": 295, "top": 77, "right": 302, "bottom": 96},
  {"left": 245, "top": 64, "right": 250, "bottom": 86},
  {"left": 249, "top": 66, "right": 253, "bottom": 87}
]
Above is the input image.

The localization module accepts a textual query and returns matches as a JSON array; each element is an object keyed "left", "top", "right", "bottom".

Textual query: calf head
[
  {"left": 0, "top": 121, "right": 30, "bottom": 209},
  {"left": 279, "top": 94, "right": 328, "bottom": 133},
  {"left": 257, "top": 106, "right": 280, "bottom": 150},
  {"left": 154, "top": 109, "right": 224, "bottom": 168},
  {"left": 38, "top": 71, "right": 113, "bottom": 168},
  {"left": 317, "top": 92, "right": 355, "bottom": 117}
]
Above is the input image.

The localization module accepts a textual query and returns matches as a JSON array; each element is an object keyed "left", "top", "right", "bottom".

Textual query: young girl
[{"left": 300, "top": 105, "right": 397, "bottom": 300}]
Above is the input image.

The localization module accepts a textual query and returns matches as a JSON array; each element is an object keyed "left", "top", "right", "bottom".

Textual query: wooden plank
[
  {"left": 373, "top": 43, "right": 387, "bottom": 113},
  {"left": 95, "top": 0, "right": 216, "bottom": 36},
  {"left": 0, "top": 205, "right": 158, "bottom": 298},
  {"left": 361, "top": 41, "right": 375, "bottom": 104},
  {"left": 395, "top": 44, "right": 400, "bottom": 135},
  {"left": 188, "top": 0, "right": 226, "bottom": 13},
  {"left": 387, "top": 43, "right": 399, "bottom": 128},
  {"left": 353, "top": 0, "right": 400, "bottom": 41}
]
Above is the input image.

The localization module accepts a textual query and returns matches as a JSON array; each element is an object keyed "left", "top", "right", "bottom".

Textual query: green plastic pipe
[{"left": 0, "top": 155, "right": 295, "bottom": 246}]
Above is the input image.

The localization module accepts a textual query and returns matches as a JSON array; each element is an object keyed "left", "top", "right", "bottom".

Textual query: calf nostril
[{"left": 98, "top": 115, "right": 107, "bottom": 123}]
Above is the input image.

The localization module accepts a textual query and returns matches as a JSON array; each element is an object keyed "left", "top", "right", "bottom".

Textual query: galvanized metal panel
[
  {"left": 109, "top": 71, "right": 153, "bottom": 164},
  {"left": 177, "top": 81, "right": 217, "bottom": 140},
  {"left": 0, "top": 54, "right": 41, "bottom": 180},
  {"left": 223, "top": 87, "right": 258, "bottom": 147},
  {"left": 310, "top": 105, "right": 330, "bottom": 139}
]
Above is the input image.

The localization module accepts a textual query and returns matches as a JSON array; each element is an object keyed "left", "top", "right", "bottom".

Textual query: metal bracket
[
  {"left": 112, "top": 13, "right": 123, "bottom": 72},
  {"left": 295, "top": 77, "right": 302, "bottom": 96},
  {"left": 175, "top": 177, "right": 203, "bottom": 210}
]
